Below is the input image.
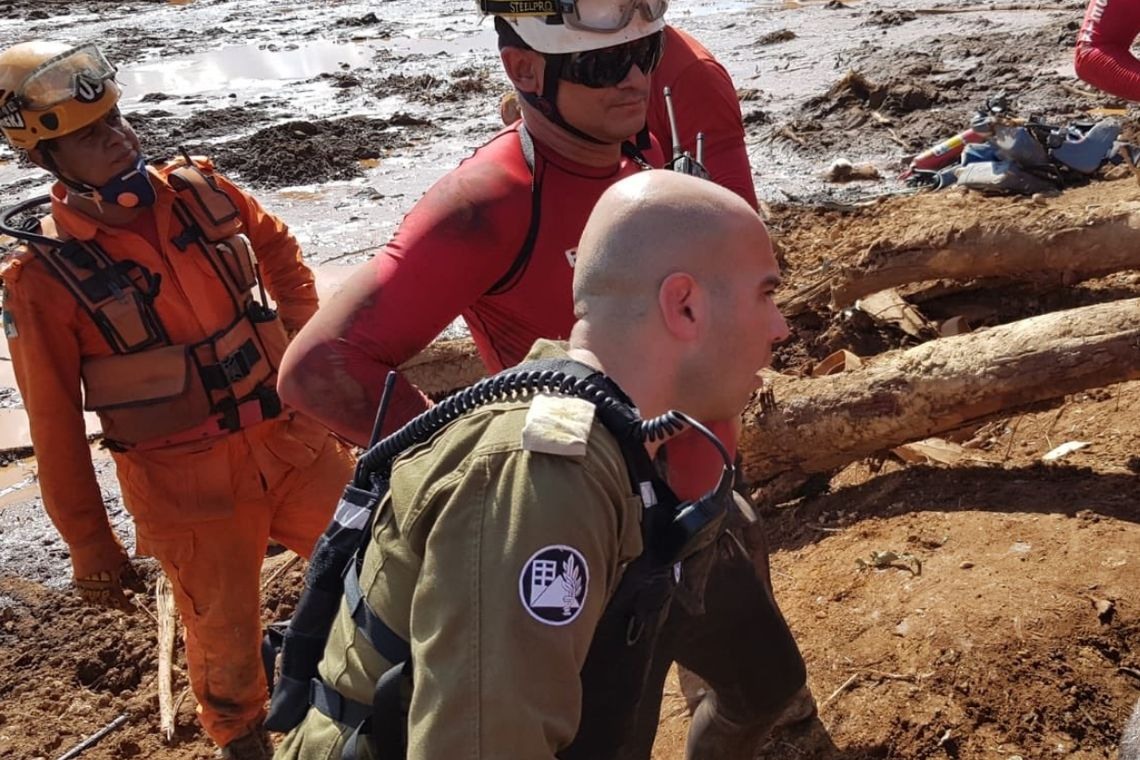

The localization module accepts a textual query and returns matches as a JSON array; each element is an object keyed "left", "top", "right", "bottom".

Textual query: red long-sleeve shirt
[
  {"left": 1074, "top": 0, "right": 1140, "bottom": 100},
  {"left": 648, "top": 26, "right": 758, "bottom": 209},
  {"left": 278, "top": 126, "right": 661, "bottom": 447}
]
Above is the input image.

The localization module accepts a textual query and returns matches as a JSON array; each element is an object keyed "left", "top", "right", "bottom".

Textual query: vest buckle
[{"left": 220, "top": 349, "right": 251, "bottom": 385}]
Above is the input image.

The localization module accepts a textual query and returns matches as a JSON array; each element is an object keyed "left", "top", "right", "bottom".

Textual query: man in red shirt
[
  {"left": 502, "top": 24, "right": 759, "bottom": 208},
  {"left": 279, "top": 2, "right": 811, "bottom": 756},
  {"left": 1075, "top": 0, "right": 1140, "bottom": 100}
]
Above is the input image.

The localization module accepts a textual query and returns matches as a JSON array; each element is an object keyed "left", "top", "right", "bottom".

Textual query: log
[
  {"left": 739, "top": 297, "right": 1140, "bottom": 484},
  {"left": 770, "top": 179, "right": 1140, "bottom": 314},
  {"left": 156, "top": 573, "right": 177, "bottom": 743},
  {"left": 56, "top": 713, "right": 129, "bottom": 760},
  {"left": 828, "top": 210, "right": 1140, "bottom": 308}
]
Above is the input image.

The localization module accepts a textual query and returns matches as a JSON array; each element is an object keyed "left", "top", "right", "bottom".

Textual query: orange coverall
[{"left": 0, "top": 162, "right": 353, "bottom": 746}]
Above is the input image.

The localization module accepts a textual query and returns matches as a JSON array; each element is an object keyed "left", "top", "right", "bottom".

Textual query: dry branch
[
  {"left": 56, "top": 713, "right": 129, "bottom": 760},
  {"left": 260, "top": 552, "right": 301, "bottom": 593},
  {"left": 740, "top": 298, "right": 1140, "bottom": 483},
  {"left": 156, "top": 574, "right": 177, "bottom": 743}
]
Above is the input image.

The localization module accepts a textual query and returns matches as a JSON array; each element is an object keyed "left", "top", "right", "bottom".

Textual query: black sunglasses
[{"left": 558, "top": 30, "right": 665, "bottom": 89}]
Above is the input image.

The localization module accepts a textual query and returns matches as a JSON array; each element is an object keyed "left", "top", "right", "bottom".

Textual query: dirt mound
[
  {"left": 811, "top": 70, "right": 941, "bottom": 118},
  {"left": 654, "top": 436, "right": 1140, "bottom": 759},
  {"left": 127, "top": 104, "right": 276, "bottom": 161},
  {"left": 0, "top": 573, "right": 208, "bottom": 760},
  {"left": 206, "top": 114, "right": 435, "bottom": 187},
  {"left": 0, "top": 551, "right": 309, "bottom": 760},
  {"left": 368, "top": 66, "right": 497, "bottom": 105}
]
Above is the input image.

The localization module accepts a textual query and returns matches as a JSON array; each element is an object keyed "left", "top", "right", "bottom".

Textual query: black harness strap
[
  {"left": 309, "top": 678, "right": 372, "bottom": 728},
  {"left": 486, "top": 126, "right": 544, "bottom": 296},
  {"left": 485, "top": 127, "right": 653, "bottom": 297},
  {"left": 344, "top": 563, "right": 412, "bottom": 666}
]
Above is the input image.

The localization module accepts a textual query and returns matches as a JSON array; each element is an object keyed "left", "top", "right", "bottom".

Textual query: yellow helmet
[{"left": 0, "top": 40, "right": 121, "bottom": 151}]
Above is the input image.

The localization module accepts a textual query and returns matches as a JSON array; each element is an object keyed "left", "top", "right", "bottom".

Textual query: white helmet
[{"left": 484, "top": 0, "right": 667, "bottom": 54}]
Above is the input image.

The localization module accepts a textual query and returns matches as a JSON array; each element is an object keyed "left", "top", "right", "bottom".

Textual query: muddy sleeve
[
  {"left": 405, "top": 449, "right": 636, "bottom": 759},
  {"left": 214, "top": 174, "right": 319, "bottom": 333},
  {"left": 670, "top": 60, "right": 758, "bottom": 209},
  {"left": 277, "top": 163, "right": 525, "bottom": 446},
  {"left": 2, "top": 267, "right": 128, "bottom": 580}
]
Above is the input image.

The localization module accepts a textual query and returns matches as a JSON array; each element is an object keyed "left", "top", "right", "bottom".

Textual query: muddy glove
[{"left": 75, "top": 561, "right": 141, "bottom": 611}]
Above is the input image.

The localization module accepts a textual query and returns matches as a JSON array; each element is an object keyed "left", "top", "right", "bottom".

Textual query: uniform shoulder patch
[
  {"left": 519, "top": 545, "right": 589, "bottom": 625},
  {"left": 521, "top": 393, "right": 596, "bottom": 457}
]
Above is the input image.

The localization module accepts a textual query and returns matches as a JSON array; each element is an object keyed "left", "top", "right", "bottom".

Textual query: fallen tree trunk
[
  {"left": 827, "top": 209, "right": 1140, "bottom": 308},
  {"left": 740, "top": 297, "right": 1140, "bottom": 483},
  {"left": 389, "top": 300, "right": 1140, "bottom": 487},
  {"left": 770, "top": 178, "right": 1140, "bottom": 316}
]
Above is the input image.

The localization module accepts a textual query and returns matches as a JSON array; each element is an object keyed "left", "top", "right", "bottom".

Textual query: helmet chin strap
[
  {"left": 520, "top": 53, "right": 654, "bottom": 152},
  {"left": 40, "top": 148, "right": 157, "bottom": 211},
  {"left": 518, "top": 54, "right": 609, "bottom": 146}
]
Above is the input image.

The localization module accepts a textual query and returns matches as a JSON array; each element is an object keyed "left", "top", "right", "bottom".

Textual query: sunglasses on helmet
[
  {"left": 559, "top": 30, "right": 664, "bottom": 88},
  {"left": 12, "top": 44, "right": 117, "bottom": 111},
  {"left": 479, "top": 0, "right": 668, "bottom": 34}
]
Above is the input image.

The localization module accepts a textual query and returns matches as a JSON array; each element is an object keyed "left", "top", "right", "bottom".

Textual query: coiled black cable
[
  {"left": 0, "top": 195, "right": 57, "bottom": 249},
  {"left": 354, "top": 369, "right": 731, "bottom": 486}
]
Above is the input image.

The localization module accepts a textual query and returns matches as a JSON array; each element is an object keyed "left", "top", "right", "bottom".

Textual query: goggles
[
  {"left": 12, "top": 44, "right": 117, "bottom": 111},
  {"left": 559, "top": 29, "right": 664, "bottom": 88},
  {"left": 481, "top": 0, "right": 668, "bottom": 33}
]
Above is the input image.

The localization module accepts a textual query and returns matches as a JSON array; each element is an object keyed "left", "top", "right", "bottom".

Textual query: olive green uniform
[{"left": 276, "top": 342, "right": 645, "bottom": 759}]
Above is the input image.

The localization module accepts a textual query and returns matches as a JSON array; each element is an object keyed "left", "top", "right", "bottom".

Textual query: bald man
[{"left": 276, "top": 171, "right": 789, "bottom": 760}]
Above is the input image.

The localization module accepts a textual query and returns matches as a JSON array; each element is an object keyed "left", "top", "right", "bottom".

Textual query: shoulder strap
[
  {"left": 485, "top": 125, "right": 544, "bottom": 296},
  {"left": 28, "top": 222, "right": 168, "bottom": 353},
  {"left": 621, "top": 139, "right": 654, "bottom": 170},
  {"left": 166, "top": 160, "right": 261, "bottom": 310},
  {"left": 166, "top": 162, "right": 241, "bottom": 243}
]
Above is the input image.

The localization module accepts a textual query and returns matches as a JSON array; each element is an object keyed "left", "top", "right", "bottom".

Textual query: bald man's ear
[
  {"left": 658, "top": 272, "right": 704, "bottom": 342},
  {"left": 500, "top": 47, "right": 546, "bottom": 96}
]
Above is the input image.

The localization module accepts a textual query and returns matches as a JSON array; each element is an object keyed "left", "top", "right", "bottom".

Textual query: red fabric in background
[{"left": 1074, "top": 0, "right": 1140, "bottom": 100}]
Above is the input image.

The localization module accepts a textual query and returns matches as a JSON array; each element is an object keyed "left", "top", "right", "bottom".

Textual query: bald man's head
[
  {"left": 570, "top": 171, "right": 788, "bottom": 420},
  {"left": 574, "top": 171, "right": 768, "bottom": 322}
]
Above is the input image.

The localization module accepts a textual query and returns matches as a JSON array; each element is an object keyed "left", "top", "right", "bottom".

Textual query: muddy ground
[{"left": 1, "top": 0, "right": 1138, "bottom": 758}]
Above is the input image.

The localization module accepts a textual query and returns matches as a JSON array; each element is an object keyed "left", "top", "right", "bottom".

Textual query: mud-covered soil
[
  {"left": 2, "top": 0, "right": 1139, "bottom": 758},
  {"left": 767, "top": 11, "right": 1104, "bottom": 169}
]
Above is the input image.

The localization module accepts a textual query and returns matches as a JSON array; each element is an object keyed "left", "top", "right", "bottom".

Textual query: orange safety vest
[{"left": 27, "top": 159, "right": 289, "bottom": 449}]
